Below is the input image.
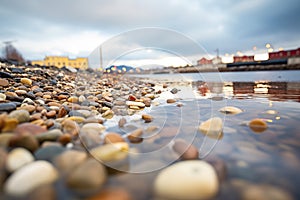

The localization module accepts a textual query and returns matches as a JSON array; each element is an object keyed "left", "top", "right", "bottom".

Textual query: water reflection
[{"left": 194, "top": 81, "right": 300, "bottom": 102}]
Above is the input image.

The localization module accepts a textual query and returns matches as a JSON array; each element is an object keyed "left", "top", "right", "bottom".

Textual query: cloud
[{"left": 0, "top": 0, "right": 299, "bottom": 63}]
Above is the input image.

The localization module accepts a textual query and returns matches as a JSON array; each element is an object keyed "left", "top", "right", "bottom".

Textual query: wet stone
[
  {"left": 166, "top": 99, "right": 176, "bottom": 103},
  {"left": 127, "top": 128, "right": 143, "bottom": 143},
  {"left": 170, "top": 88, "right": 178, "bottom": 94},
  {"left": 154, "top": 160, "right": 219, "bottom": 200},
  {"left": 104, "top": 132, "right": 125, "bottom": 144},
  {"left": 173, "top": 139, "right": 199, "bottom": 160},
  {"left": 142, "top": 114, "right": 153, "bottom": 123}
]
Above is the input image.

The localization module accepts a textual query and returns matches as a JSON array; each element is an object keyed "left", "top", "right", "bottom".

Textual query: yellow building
[{"left": 31, "top": 56, "right": 88, "bottom": 69}]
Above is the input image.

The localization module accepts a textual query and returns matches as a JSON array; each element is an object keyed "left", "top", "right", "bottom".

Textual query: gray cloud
[{"left": 0, "top": 0, "right": 299, "bottom": 61}]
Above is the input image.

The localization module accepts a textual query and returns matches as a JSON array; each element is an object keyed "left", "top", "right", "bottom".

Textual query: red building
[
  {"left": 233, "top": 55, "right": 254, "bottom": 63},
  {"left": 197, "top": 57, "right": 212, "bottom": 65},
  {"left": 269, "top": 48, "right": 300, "bottom": 60}
]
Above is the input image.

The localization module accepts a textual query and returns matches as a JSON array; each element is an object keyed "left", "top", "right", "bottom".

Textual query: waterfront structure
[{"left": 31, "top": 56, "right": 88, "bottom": 69}]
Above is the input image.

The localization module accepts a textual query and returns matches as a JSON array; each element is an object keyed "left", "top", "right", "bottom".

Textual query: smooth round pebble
[
  {"left": 6, "top": 148, "right": 34, "bottom": 172},
  {"left": 199, "top": 117, "right": 223, "bottom": 139},
  {"left": 81, "top": 123, "right": 106, "bottom": 134},
  {"left": 90, "top": 142, "right": 129, "bottom": 162},
  {"left": 8, "top": 110, "right": 30, "bottom": 123},
  {"left": 20, "top": 78, "right": 32, "bottom": 86},
  {"left": 104, "top": 132, "right": 125, "bottom": 144},
  {"left": 4, "top": 161, "right": 58, "bottom": 196},
  {"left": 54, "top": 150, "right": 87, "bottom": 174},
  {"left": 173, "top": 139, "right": 199, "bottom": 160},
  {"left": 66, "top": 158, "right": 107, "bottom": 192},
  {"left": 219, "top": 106, "right": 243, "bottom": 114},
  {"left": 154, "top": 160, "right": 219, "bottom": 200},
  {"left": 249, "top": 118, "right": 268, "bottom": 133}
]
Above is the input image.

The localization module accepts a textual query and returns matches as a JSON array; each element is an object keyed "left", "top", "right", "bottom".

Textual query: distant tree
[{"left": 3, "top": 44, "right": 25, "bottom": 63}]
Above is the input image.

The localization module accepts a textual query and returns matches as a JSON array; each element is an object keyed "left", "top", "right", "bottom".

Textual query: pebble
[
  {"left": 2, "top": 118, "right": 18, "bottom": 132},
  {"left": 249, "top": 118, "right": 268, "bottom": 133},
  {"left": 14, "top": 123, "right": 47, "bottom": 135},
  {"left": 87, "top": 187, "right": 132, "bottom": 200},
  {"left": 0, "top": 133, "right": 14, "bottom": 146},
  {"left": 6, "top": 148, "right": 34, "bottom": 172},
  {"left": 199, "top": 117, "right": 223, "bottom": 139},
  {"left": 142, "top": 114, "right": 153, "bottom": 123},
  {"left": 9, "top": 133, "right": 39, "bottom": 152},
  {"left": 19, "top": 105, "right": 36, "bottom": 113},
  {"left": 219, "top": 106, "right": 243, "bottom": 114},
  {"left": 102, "top": 109, "right": 114, "bottom": 119},
  {"left": 8, "top": 109, "right": 30, "bottom": 123},
  {"left": 128, "top": 94, "right": 137, "bottom": 101},
  {"left": 54, "top": 150, "right": 87, "bottom": 174},
  {"left": 35, "top": 129, "right": 63, "bottom": 143},
  {"left": 66, "top": 158, "right": 107, "bottom": 192},
  {"left": 62, "top": 119, "right": 80, "bottom": 136},
  {"left": 81, "top": 123, "right": 105, "bottom": 134},
  {"left": 67, "top": 96, "right": 79, "bottom": 103},
  {"left": 34, "top": 145, "right": 66, "bottom": 161},
  {"left": 170, "top": 88, "right": 178, "bottom": 94},
  {"left": 118, "top": 117, "right": 127, "bottom": 127},
  {"left": 166, "top": 99, "right": 176, "bottom": 103},
  {"left": 66, "top": 116, "right": 85, "bottom": 123},
  {"left": 4, "top": 161, "right": 58, "bottom": 196},
  {"left": 90, "top": 142, "right": 129, "bottom": 162},
  {"left": 57, "top": 105, "right": 68, "bottom": 118},
  {"left": 127, "top": 128, "right": 143, "bottom": 143},
  {"left": 241, "top": 184, "right": 294, "bottom": 200},
  {"left": 104, "top": 132, "right": 125, "bottom": 144},
  {"left": 154, "top": 160, "right": 219, "bottom": 200},
  {"left": 0, "top": 102, "right": 16, "bottom": 112},
  {"left": 20, "top": 78, "right": 32, "bottom": 86},
  {"left": 0, "top": 93, "right": 6, "bottom": 101},
  {"left": 46, "top": 110, "right": 56, "bottom": 118},
  {"left": 173, "top": 139, "right": 199, "bottom": 160},
  {"left": 0, "top": 78, "right": 9, "bottom": 87},
  {"left": 126, "top": 101, "right": 145, "bottom": 108}
]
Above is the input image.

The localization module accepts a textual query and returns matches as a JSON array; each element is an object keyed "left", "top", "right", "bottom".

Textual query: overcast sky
[{"left": 0, "top": 0, "right": 300, "bottom": 66}]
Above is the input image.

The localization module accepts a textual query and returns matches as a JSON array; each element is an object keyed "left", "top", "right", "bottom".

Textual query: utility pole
[
  {"left": 99, "top": 46, "right": 103, "bottom": 69},
  {"left": 215, "top": 48, "right": 219, "bottom": 58}
]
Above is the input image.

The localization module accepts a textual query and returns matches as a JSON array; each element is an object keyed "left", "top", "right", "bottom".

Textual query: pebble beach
[{"left": 0, "top": 61, "right": 300, "bottom": 200}]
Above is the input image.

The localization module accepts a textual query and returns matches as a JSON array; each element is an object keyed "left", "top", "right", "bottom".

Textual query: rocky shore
[{"left": 0, "top": 62, "right": 298, "bottom": 200}]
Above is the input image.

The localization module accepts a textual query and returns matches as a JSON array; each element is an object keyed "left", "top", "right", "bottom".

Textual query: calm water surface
[{"left": 114, "top": 70, "right": 300, "bottom": 199}]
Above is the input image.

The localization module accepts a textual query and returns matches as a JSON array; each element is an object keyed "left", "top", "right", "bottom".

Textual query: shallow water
[{"left": 116, "top": 71, "right": 300, "bottom": 199}]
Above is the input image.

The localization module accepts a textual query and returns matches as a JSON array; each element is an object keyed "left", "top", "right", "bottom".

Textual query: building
[
  {"left": 197, "top": 57, "right": 212, "bottom": 65},
  {"left": 31, "top": 56, "right": 88, "bottom": 69},
  {"left": 233, "top": 55, "right": 254, "bottom": 63},
  {"left": 269, "top": 48, "right": 300, "bottom": 60}
]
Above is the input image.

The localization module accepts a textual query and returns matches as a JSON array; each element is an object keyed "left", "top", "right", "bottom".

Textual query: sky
[{"left": 0, "top": 0, "right": 300, "bottom": 67}]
